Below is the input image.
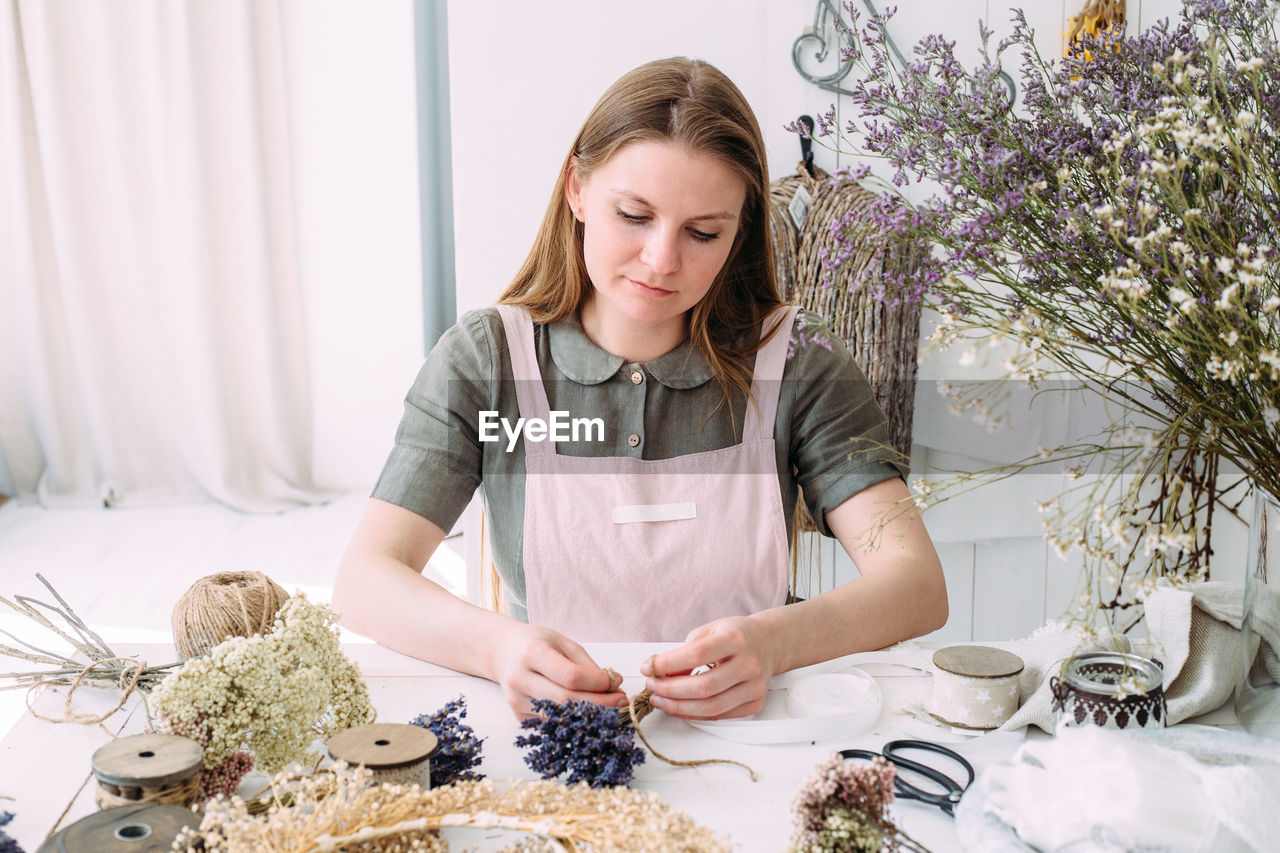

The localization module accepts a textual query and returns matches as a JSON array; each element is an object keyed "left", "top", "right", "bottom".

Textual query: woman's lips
[{"left": 629, "top": 278, "right": 675, "bottom": 297}]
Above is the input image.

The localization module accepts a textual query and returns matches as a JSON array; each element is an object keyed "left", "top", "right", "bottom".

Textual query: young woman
[{"left": 333, "top": 57, "right": 947, "bottom": 721}]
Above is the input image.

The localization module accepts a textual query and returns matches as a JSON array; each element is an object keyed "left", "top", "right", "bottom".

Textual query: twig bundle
[{"left": 0, "top": 574, "right": 177, "bottom": 723}]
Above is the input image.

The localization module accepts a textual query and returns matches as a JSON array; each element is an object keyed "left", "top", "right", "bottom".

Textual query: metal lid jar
[{"left": 1050, "top": 651, "right": 1166, "bottom": 730}]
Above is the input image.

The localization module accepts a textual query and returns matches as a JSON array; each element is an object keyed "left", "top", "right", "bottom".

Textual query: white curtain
[{"left": 0, "top": 0, "right": 330, "bottom": 510}]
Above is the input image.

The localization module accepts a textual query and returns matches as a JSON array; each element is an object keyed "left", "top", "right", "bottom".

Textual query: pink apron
[{"left": 496, "top": 304, "right": 797, "bottom": 642}]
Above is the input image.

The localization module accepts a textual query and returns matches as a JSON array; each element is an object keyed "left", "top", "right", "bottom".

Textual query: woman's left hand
[{"left": 641, "top": 616, "right": 781, "bottom": 719}]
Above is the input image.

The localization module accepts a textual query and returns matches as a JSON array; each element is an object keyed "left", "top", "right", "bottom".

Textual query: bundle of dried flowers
[
  {"left": 149, "top": 594, "right": 374, "bottom": 799},
  {"left": 789, "top": 753, "right": 929, "bottom": 853},
  {"left": 805, "top": 0, "right": 1280, "bottom": 633},
  {"left": 516, "top": 698, "right": 646, "bottom": 788},
  {"left": 409, "top": 695, "right": 485, "bottom": 787},
  {"left": 0, "top": 812, "right": 23, "bottom": 853},
  {"left": 179, "top": 762, "right": 730, "bottom": 853}
]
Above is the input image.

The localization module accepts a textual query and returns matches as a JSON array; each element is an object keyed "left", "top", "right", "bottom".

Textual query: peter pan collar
[{"left": 548, "top": 312, "right": 715, "bottom": 389}]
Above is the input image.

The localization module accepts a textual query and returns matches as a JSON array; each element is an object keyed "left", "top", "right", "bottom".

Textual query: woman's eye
[{"left": 616, "top": 208, "right": 719, "bottom": 243}]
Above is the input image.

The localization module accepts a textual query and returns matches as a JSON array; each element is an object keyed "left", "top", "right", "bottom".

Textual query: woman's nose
[{"left": 639, "top": 227, "right": 680, "bottom": 275}]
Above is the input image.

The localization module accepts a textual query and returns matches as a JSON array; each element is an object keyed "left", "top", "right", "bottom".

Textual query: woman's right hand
[{"left": 490, "top": 624, "right": 628, "bottom": 719}]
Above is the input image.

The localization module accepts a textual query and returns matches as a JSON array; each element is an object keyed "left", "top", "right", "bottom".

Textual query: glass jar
[{"left": 1050, "top": 652, "right": 1166, "bottom": 730}]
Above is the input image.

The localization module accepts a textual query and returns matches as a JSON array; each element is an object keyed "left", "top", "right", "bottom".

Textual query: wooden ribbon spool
[
  {"left": 927, "top": 645, "right": 1025, "bottom": 730},
  {"left": 37, "top": 803, "right": 200, "bottom": 853},
  {"left": 327, "top": 722, "right": 439, "bottom": 788},
  {"left": 91, "top": 733, "right": 203, "bottom": 809}
]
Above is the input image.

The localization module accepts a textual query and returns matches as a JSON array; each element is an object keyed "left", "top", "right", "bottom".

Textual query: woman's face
[{"left": 567, "top": 140, "right": 747, "bottom": 337}]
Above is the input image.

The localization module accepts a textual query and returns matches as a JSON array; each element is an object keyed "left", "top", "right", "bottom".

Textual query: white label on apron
[{"left": 612, "top": 502, "right": 697, "bottom": 524}]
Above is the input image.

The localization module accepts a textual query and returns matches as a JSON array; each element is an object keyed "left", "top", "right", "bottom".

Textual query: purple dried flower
[
  {"left": 410, "top": 695, "right": 485, "bottom": 786},
  {"left": 515, "top": 698, "right": 646, "bottom": 788},
  {"left": 0, "top": 812, "right": 23, "bottom": 853}
]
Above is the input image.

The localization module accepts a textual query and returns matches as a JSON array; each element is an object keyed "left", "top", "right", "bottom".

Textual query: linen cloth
[
  {"left": 372, "top": 307, "right": 905, "bottom": 619},
  {"left": 955, "top": 724, "right": 1280, "bottom": 852}
]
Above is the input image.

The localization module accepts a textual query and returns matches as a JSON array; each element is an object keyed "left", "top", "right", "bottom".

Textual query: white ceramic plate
[{"left": 685, "top": 667, "right": 882, "bottom": 745}]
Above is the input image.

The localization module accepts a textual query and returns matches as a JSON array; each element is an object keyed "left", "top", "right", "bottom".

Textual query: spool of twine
[
  {"left": 91, "top": 733, "right": 203, "bottom": 810},
  {"left": 327, "top": 723, "right": 439, "bottom": 789},
  {"left": 171, "top": 571, "right": 290, "bottom": 660},
  {"left": 927, "top": 645, "right": 1025, "bottom": 730}
]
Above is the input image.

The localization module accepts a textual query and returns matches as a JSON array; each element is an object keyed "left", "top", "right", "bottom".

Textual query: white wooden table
[{"left": 0, "top": 642, "right": 1022, "bottom": 852}]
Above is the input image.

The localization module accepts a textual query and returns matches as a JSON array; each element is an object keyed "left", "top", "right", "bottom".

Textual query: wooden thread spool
[
  {"left": 327, "top": 723, "right": 439, "bottom": 788},
  {"left": 927, "top": 645, "right": 1025, "bottom": 730},
  {"left": 91, "top": 733, "right": 203, "bottom": 809},
  {"left": 36, "top": 803, "right": 201, "bottom": 853}
]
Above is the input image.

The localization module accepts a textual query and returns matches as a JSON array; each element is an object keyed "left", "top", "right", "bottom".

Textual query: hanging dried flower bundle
[{"left": 149, "top": 594, "right": 374, "bottom": 799}]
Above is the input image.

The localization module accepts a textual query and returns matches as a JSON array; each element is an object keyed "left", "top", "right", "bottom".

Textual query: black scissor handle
[
  {"left": 882, "top": 739, "right": 974, "bottom": 815},
  {"left": 839, "top": 740, "right": 974, "bottom": 817},
  {"left": 882, "top": 739, "right": 975, "bottom": 789}
]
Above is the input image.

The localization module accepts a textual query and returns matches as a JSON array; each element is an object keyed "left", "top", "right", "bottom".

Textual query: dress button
[
  {"left": 630, "top": 370, "right": 643, "bottom": 385},
  {"left": 627, "top": 433, "right": 641, "bottom": 447}
]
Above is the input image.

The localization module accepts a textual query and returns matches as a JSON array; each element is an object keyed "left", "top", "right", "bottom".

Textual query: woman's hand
[
  {"left": 641, "top": 616, "right": 782, "bottom": 720},
  {"left": 490, "top": 623, "right": 628, "bottom": 719}
]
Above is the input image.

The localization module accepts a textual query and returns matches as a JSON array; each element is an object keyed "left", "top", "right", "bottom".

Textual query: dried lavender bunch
[
  {"left": 789, "top": 754, "right": 929, "bottom": 853},
  {"left": 805, "top": 0, "right": 1280, "bottom": 633},
  {"left": 409, "top": 695, "right": 485, "bottom": 787},
  {"left": 515, "top": 698, "right": 646, "bottom": 788},
  {"left": 0, "top": 812, "right": 23, "bottom": 853}
]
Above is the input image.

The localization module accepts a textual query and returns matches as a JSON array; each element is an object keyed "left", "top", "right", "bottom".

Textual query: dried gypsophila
[
  {"left": 178, "top": 761, "right": 731, "bottom": 853},
  {"left": 149, "top": 594, "right": 373, "bottom": 798}
]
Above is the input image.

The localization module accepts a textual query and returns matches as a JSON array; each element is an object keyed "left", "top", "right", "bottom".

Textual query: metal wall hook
[
  {"left": 791, "top": 0, "right": 1016, "bottom": 108},
  {"left": 797, "top": 115, "right": 816, "bottom": 177}
]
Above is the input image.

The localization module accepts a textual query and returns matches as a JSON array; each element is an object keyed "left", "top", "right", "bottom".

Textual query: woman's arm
[
  {"left": 643, "top": 477, "right": 947, "bottom": 718},
  {"left": 333, "top": 497, "right": 626, "bottom": 717}
]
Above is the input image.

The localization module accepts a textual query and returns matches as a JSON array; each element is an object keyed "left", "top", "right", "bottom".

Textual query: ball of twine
[{"left": 172, "top": 571, "right": 290, "bottom": 660}]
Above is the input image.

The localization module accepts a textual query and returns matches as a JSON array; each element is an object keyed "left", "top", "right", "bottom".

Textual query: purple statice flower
[
  {"left": 515, "top": 698, "right": 646, "bottom": 788},
  {"left": 410, "top": 695, "right": 486, "bottom": 786},
  {"left": 0, "top": 812, "right": 22, "bottom": 853}
]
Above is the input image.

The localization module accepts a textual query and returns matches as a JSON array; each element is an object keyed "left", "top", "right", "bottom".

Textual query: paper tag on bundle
[{"left": 789, "top": 186, "right": 812, "bottom": 229}]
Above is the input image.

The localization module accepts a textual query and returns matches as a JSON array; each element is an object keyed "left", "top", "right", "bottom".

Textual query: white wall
[
  {"left": 282, "top": 0, "right": 424, "bottom": 492},
  {"left": 445, "top": 0, "right": 1241, "bottom": 639}
]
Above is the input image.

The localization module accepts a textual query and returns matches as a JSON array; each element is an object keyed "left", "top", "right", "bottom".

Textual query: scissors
[{"left": 839, "top": 739, "right": 974, "bottom": 817}]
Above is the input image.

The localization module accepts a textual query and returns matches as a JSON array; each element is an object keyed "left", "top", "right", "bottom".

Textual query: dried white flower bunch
[
  {"left": 150, "top": 594, "right": 373, "bottom": 797},
  {"left": 179, "top": 762, "right": 730, "bottom": 853}
]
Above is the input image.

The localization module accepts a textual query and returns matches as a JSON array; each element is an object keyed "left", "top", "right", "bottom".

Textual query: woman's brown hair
[{"left": 498, "top": 57, "right": 785, "bottom": 407}]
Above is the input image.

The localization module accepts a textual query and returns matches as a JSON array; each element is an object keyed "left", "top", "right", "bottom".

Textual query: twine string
[
  {"left": 624, "top": 686, "right": 758, "bottom": 783},
  {"left": 25, "top": 656, "right": 147, "bottom": 732}
]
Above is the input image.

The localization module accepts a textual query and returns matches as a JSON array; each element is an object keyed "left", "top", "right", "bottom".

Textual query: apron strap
[
  {"left": 495, "top": 304, "right": 555, "bottom": 456},
  {"left": 744, "top": 305, "right": 800, "bottom": 441}
]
